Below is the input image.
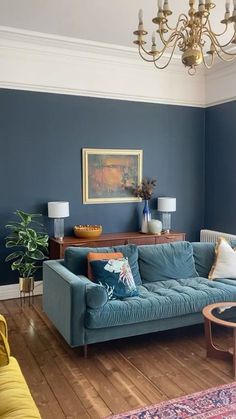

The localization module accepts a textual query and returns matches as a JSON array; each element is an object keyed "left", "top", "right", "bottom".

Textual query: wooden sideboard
[{"left": 49, "top": 231, "right": 185, "bottom": 259}]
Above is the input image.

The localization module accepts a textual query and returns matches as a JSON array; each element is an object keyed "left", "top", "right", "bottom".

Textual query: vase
[
  {"left": 141, "top": 200, "right": 151, "bottom": 233},
  {"left": 148, "top": 219, "right": 162, "bottom": 234}
]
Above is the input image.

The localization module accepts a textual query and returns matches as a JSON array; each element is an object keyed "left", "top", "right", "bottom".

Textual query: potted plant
[
  {"left": 133, "top": 178, "right": 157, "bottom": 233},
  {"left": 5, "top": 210, "right": 49, "bottom": 294}
]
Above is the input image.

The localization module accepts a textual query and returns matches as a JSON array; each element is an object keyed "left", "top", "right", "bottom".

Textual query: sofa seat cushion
[
  {"left": 85, "top": 277, "right": 236, "bottom": 329},
  {"left": 0, "top": 357, "right": 41, "bottom": 418}
]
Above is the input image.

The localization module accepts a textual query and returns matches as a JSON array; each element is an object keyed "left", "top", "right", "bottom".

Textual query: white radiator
[{"left": 200, "top": 229, "right": 236, "bottom": 242}]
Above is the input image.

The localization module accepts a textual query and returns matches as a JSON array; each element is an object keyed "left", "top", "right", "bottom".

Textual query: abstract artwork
[{"left": 82, "top": 149, "right": 143, "bottom": 204}]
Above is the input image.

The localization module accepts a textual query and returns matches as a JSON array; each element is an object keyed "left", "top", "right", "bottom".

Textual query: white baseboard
[{"left": 0, "top": 281, "right": 43, "bottom": 301}]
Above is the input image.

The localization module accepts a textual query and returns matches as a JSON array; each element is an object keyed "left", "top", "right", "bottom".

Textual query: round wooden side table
[{"left": 202, "top": 302, "right": 236, "bottom": 378}]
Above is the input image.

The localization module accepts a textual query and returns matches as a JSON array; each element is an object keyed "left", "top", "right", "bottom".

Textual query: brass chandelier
[{"left": 133, "top": 0, "right": 236, "bottom": 74}]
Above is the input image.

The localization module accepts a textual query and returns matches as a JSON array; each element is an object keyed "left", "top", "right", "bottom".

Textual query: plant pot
[{"left": 19, "top": 277, "right": 34, "bottom": 293}]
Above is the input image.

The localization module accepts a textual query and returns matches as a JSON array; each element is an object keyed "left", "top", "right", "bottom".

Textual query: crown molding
[
  {"left": 1, "top": 26, "right": 236, "bottom": 108},
  {"left": 205, "top": 59, "right": 236, "bottom": 107},
  {"left": 0, "top": 26, "right": 205, "bottom": 108},
  {"left": 0, "top": 281, "right": 42, "bottom": 301}
]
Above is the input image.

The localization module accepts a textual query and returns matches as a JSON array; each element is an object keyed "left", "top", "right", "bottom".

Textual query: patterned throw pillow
[
  {"left": 87, "top": 252, "right": 123, "bottom": 280},
  {"left": 90, "top": 257, "right": 139, "bottom": 299}
]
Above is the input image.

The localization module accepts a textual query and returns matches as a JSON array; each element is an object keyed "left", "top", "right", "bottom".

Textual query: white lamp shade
[
  {"left": 158, "top": 197, "right": 176, "bottom": 212},
  {"left": 48, "top": 201, "right": 69, "bottom": 218}
]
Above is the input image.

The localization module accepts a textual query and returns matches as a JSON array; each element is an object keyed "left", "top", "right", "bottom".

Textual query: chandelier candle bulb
[
  {"left": 199, "top": 0, "right": 205, "bottom": 12},
  {"left": 152, "top": 32, "right": 156, "bottom": 44},
  {"left": 138, "top": 9, "right": 143, "bottom": 24},
  {"left": 233, "top": 0, "right": 236, "bottom": 17},
  {"left": 163, "top": 0, "right": 169, "bottom": 11},
  {"left": 138, "top": 9, "right": 144, "bottom": 31}
]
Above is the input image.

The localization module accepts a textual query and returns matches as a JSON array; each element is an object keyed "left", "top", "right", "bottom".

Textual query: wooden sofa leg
[{"left": 84, "top": 345, "right": 88, "bottom": 358}]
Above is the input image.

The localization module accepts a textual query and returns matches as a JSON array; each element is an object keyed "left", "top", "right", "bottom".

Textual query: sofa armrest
[
  {"left": 43, "top": 260, "right": 92, "bottom": 347},
  {"left": 0, "top": 315, "right": 8, "bottom": 339}
]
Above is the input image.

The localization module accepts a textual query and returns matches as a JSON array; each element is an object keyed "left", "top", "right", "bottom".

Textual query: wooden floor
[{"left": 0, "top": 297, "right": 235, "bottom": 419}]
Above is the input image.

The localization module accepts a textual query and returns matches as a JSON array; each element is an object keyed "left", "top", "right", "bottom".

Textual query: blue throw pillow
[
  {"left": 90, "top": 257, "right": 139, "bottom": 299},
  {"left": 138, "top": 241, "right": 199, "bottom": 282},
  {"left": 192, "top": 242, "right": 215, "bottom": 278}
]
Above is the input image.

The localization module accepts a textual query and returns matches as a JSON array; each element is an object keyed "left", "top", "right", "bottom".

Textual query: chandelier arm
[
  {"left": 207, "top": 19, "right": 230, "bottom": 38},
  {"left": 153, "top": 36, "right": 180, "bottom": 69},
  {"left": 139, "top": 41, "right": 182, "bottom": 64},
  {"left": 138, "top": 33, "right": 183, "bottom": 64},
  {"left": 164, "top": 14, "right": 188, "bottom": 32},
  {"left": 155, "top": 32, "right": 186, "bottom": 61},
  {"left": 158, "top": 17, "right": 188, "bottom": 47},
  {"left": 160, "top": 28, "right": 186, "bottom": 52},
  {"left": 206, "top": 21, "right": 236, "bottom": 48},
  {"left": 206, "top": 30, "right": 236, "bottom": 56},
  {"left": 201, "top": 50, "right": 215, "bottom": 69},
  {"left": 199, "top": 35, "right": 215, "bottom": 69},
  {"left": 138, "top": 48, "right": 158, "bottom": 63},
  {"left": 205, "top": 30, "right": 236, "bottom": 59},
  {"left": 139, "top": 43, "right": 158, "bottom": 57},
  {"left": 138, "top": 45, "right": 160, "bottom": 63},
  {"left": 214, "top": 47, "right": 236, "bottom": 62},
  {"left": 200, "top": 15, "right": 209, "bottom": 32},
  {"left": 215, "top": 46, "right": 236, "bottom": 60}
]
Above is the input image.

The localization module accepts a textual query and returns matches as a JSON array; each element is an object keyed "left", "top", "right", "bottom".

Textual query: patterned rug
[{"left": 106, "top": 382, "right": 236, "bottom": 419}]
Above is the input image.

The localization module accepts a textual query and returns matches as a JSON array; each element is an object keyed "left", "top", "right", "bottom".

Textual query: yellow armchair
[{"left": 0, "top": 314, "right": 41, "bottom": 419}]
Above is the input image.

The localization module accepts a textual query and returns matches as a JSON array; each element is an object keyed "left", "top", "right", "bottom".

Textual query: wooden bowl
[{"left": 74, "top": 225, "right": 103, "bottom": 239}]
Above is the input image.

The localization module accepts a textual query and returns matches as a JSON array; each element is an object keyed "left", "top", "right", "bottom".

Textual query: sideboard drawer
[
  {"left": 84, "top": 239, "right": 126, "bottom": 248},
  {"left": 127, "top": 237, "right": 156, "bottom": 245},
  {"left": 155, "top": 233, "right": 185, "bottom": 244}
]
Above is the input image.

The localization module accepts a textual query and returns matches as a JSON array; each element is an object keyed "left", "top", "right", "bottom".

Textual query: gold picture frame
[{"left": 82, "top": 148, "right": 143, "bottom": 204}]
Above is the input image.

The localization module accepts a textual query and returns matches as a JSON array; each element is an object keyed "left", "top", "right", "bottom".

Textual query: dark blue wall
[
  {"left": 0, "top": 89, "right": 205, "bottom": 284},
  {"left": 205, "top": 101, "right": 236, "bottom": 233}
]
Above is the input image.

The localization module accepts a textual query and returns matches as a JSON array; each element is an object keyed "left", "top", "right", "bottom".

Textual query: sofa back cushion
[
  {"left": 64, "top": 244, "right": 142, "bottom": 285},
  {"left": 138, "top": 241, "right": 198, "bottom": 282},
  {"left": 192, "top": 242, "right": 215, "bottom": 278}
]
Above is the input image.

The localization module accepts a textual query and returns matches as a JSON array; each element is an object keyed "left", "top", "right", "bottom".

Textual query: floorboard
[{"left": 1, "top": 296, "right": 235, "bottom": 419}]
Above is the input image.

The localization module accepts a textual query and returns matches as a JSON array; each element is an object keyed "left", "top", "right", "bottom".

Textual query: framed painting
[{"left": 82, "top": 148, "right": 143, "bottom": 204}]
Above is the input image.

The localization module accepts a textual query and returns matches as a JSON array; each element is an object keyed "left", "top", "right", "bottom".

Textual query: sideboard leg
[{"left": 84, "top": 344, "right": 88, "bottom": 358}]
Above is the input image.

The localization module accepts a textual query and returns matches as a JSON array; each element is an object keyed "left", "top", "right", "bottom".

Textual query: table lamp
[
  {"left": 158, "top": 197, "right": 176, "bottom": 233},
  {"left": 48, "top": 201, "right": 69, "bottom": 241}
]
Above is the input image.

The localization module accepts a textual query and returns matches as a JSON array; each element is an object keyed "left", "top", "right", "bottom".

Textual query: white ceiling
[{"left": 0, "top": 0, "right": 231, "bottom": 47}]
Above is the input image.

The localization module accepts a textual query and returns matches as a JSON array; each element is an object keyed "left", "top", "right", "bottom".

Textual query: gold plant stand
[{"left": 19, "top": 277, "right": 34, "bottom": 305}]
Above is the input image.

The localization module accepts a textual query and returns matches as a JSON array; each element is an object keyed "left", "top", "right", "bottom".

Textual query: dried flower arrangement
[{"left": 133, "top": 178, "right": 157, "bottom": 200}]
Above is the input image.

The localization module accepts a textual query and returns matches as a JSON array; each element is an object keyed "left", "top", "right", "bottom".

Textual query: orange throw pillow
[{"left": 87, "top": 252, "right": 123, "bottom": 280}]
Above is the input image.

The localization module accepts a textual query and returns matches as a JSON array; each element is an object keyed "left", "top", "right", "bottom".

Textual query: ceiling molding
[
  {"left": 205, "top": 59, "right": 236, "bottom": 107},
  {"left": 1, "top": 26, "right": 235, "bottom": 108},
  {"left": 0, "top": 26, "right": 205, "bottom": 108}
]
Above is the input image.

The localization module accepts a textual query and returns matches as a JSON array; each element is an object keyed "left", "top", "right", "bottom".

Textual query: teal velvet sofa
[{"left": 43, "top": 241, "right": 236, "bottom": 350}]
